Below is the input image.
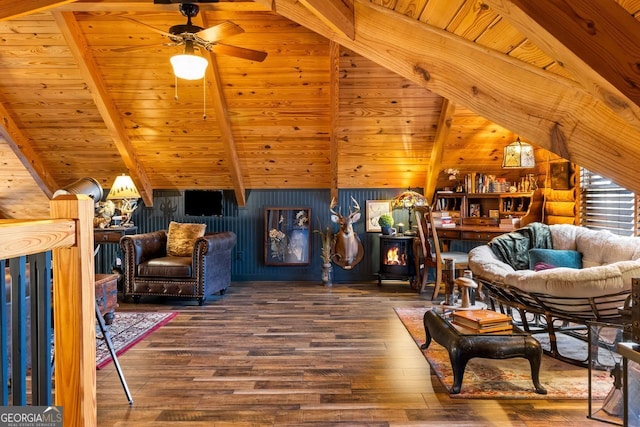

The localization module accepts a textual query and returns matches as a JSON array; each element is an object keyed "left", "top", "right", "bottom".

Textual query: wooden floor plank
[{"left": 96, "top": 281, "right": 602, "bottom": 426}]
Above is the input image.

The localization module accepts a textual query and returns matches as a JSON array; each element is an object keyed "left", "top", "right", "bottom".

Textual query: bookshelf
[{"left": 433, "top": 189, "right": 543, "bottom": 226}]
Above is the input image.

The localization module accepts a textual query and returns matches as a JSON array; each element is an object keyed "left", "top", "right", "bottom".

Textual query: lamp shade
[
  {"left": 107, "top": 174, "right": 140, "bottom": 200},
  {"left": 502, "top": 138, "right": 536, "bottom": 168},
  {"left": 392, "top": 189, "right": 426, "bottom": 209},
  {"left": 170, "top": 53, "right": 208, "bottom": 80}
]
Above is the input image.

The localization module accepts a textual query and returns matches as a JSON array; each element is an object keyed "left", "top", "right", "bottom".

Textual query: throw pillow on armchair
[{"left": 166, "top": 221, "right": 206, "bottom": 257}]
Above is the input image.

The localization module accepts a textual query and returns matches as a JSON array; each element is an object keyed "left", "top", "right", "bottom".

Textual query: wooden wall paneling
[
  {"left": 474, "top": 16, "right": 526, "bottom": 53},
  {"left": 54, "top": 11, "right": 153, "bottom": 205},
  {"left": 0, "top": 138, "right": 52, "bottom": 218},
  {"left": 0, "top": 12, "right": 124, "bottom": 195},
  {"left": 337, "top": 48, "right": 439, "bottom": 189},
  {"left": 446, "top": 0, "right": 500, "bottom": 39},
  {"left": 0, "top": 0, "right": 74, "bottom": 21},
  {"left": 418, "top": 0, "right": 466, "bottom": 28},
  {"left": 216, "top": 10, "right": 332, "bottom": 191},
  {"left": 391, "top": 0, "right": 429, "bottom": 19}
]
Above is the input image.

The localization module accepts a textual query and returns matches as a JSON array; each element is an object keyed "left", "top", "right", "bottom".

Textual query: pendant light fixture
[
  {"left": 170, "top": 40, "right": 208, "bottom": 80},
  {"left": 502, "top": 137, "right": 536, "bottom": 168}
]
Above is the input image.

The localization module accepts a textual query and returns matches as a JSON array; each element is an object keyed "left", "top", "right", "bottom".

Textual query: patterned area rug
[
  {"left": 395, "top": 307, "right": 616, "bottom": 399},
  {"left": 96, "top": 311, "right": 178, "bottom": 369}
]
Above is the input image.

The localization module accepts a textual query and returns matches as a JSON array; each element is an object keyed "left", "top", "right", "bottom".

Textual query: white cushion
[
  {"left": 503, "top": 264, "right": 625, "bottom": 298},
  {"left": 469, "top": 224, "right": 640, "bottom": 298},
  {"left": 468, "top": 244, "right": 515, "bottom": 283}
]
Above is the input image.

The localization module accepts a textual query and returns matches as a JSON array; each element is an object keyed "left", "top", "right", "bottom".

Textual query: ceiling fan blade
[
  {"left": 119, "top": 16, "right": 176, "bottom": 39},
  {"left": 210, "top": 43, "right": 268, "bottom": 62},
  {"left": 196, "top": 21, "right": 244, "bottom": 43}
]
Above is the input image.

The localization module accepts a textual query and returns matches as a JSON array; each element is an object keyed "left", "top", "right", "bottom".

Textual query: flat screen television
[{"left": 184, "top": 190, "right": 224, "bottom": 216}]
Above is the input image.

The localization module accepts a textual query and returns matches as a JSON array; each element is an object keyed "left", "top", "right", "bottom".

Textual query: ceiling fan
[{"left": 117, "top": 2, "right": 268, "bottom": 63}]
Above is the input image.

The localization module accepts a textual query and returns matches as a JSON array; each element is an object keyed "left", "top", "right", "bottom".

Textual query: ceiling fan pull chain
[
  {"left": 174, "top": 75, "right": 179, "bottom": 100},
  {"left": 203, "top": 78, "right": 207, "bottom": 120}
]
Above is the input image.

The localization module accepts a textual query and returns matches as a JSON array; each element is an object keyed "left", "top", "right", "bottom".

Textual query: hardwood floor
[{"left": 96, "top": 281, "right": 605, "bottom": 426}]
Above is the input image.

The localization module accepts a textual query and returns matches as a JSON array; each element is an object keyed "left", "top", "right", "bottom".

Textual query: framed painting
[
  {"left": 550, "top": 161, "right": 571, "bottom": 190},
  {"left": 366, "top": 200, "right": 391, "bottom": 232},
  {"left": 265, "top": 207, "right": 311, "bottom": 266}
]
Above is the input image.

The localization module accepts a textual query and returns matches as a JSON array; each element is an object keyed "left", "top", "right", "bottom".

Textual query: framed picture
[
  {"left": 366, "top": 200, "right": 391, "bottom": 232},
  {"left": 469, "top": 203, "right": 481, "bottom": 217},
  {"left": 550, "top": 161, "right": 571, "bottom": 190},
  {"left": 265, "top": 207, "right": 311, "bottom": 265}
]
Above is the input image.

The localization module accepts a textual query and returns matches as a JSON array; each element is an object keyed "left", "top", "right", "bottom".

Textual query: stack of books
[
  {"left": 432, "top": 211, "right": 456, "bottom": 228},
  {"left": 451, "top": 309, "right": 512, "bottom": 333}
]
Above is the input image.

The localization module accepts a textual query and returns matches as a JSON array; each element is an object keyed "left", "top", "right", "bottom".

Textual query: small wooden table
[
  {"left": 421, "top": 309, "right": 546, "bottom": 394},
  {"left": 95, "top": 273, "right": 118, "bottom": 325},
  {"left": 94, "top": 226, "right": 138, "bottom": 291}
]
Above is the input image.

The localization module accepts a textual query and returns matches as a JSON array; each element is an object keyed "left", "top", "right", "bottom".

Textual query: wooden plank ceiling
[{"left": 0, "top": 0, "right": 638, "bottom": 217}]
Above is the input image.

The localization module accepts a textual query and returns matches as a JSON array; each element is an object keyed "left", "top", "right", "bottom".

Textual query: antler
[
  {"left": 349, "top": 196, "right": 360, "bottom": 217},
  {"left": 329, "top": 197, "right": 340, "bottom": 216}
]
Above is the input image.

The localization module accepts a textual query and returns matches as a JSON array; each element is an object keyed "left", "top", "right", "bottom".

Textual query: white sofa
[
  {"left": 468, "top": 223, "right": 639, "bottom": 365},
  {"left": 470, "top": 224, "right": 640, "bottom": 301}
]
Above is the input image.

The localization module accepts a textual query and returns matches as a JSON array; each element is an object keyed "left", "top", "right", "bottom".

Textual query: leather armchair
[{"left": 120, "top": 230, "right": 236, "bottom": 305}]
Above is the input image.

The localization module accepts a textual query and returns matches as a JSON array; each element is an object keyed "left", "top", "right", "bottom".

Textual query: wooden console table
[{"left": 94, "top": 226, "right": 138, "bottom": 245}]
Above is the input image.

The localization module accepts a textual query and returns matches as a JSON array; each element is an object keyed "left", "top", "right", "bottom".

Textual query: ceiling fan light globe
[{"left": 170, "top": 54, "right": 208, "bottom": 80}]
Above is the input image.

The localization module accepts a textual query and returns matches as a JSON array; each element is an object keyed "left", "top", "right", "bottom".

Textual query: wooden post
[
  {"left": 50, "top": 195, "right": 96, "bottom": 427},
  {"left": 443, "top": 258, "right": 455, "bottom": 305}
]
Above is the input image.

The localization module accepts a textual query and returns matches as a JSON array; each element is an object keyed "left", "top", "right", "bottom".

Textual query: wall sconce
[
  {"left": 170, "top": 40, "right": 208, "bottom": 80},
  {"left": 502, "top": 137, "right": 536, "bottom": 168},
  {"left": 107, "top": 174, "right": 140, "bottom": 227}
]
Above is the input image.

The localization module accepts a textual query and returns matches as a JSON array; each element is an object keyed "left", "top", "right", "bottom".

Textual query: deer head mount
[{"left": 329, "top": 196, "right": 364, "bottom": 269}]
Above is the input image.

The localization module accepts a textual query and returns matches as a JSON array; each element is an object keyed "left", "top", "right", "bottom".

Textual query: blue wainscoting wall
[{"left": 97, "top": 188, "right": 420, "bottom": 283}]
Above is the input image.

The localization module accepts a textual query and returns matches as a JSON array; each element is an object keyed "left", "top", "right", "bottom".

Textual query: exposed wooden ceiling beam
[
  {"left": 0, "top": 0, "right": 76, "bottom": 21},
  {"left": 329, "top": 40, "right": 340, "bottom": 201},
  {"left": 424, "top": 99, "right": 455, "bottom": 203},
  {"left": 53, "top": 11, "right": 154, "bottom": 206},
  {"left": 298, "top": 0, "right": 355, "bottom": 39},
  {"left": 0, "top": 102, "right": 58, "bottom": 197},
  {"left": 485, "top": 0, "right": 640, "bottom": 127},
  {"left": 199, "top": 13, "right": 247, "bottom": 207},
  {"left": 264, "top": 0, "right": 640, "bottom": 194},
  {"left": 55, "top": 1, "right": 272, "bottom": 13}
]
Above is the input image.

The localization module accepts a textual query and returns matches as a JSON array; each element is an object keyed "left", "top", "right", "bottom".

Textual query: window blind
[{"left": 579, "top": 168, "right": 636, "bottom": 236}]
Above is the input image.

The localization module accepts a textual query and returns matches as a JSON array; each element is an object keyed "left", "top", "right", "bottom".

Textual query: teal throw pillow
[{"left": 528, "top": 248, "right": 583, "bottom": 270}]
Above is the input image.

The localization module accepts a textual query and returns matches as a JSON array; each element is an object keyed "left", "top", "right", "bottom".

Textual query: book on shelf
[
  {"left": 439, "top": 222, "right": 456, "bottom": 228},
  {"left": 451, "top": 309, "right": 512, "bottom": 333},
  {"left": 433, "top": 216, "right": 455, "bottom": 228},
  {"left": 433, "top": 216, "right": 452, "bottom": 223},
  {"left": 432, "top": 211, "right": 450, "bottom": 217}
]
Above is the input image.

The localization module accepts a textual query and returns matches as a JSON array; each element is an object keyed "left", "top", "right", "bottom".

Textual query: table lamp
[
  {"left": 392, "top": 188, "right": 426, "bottom": 235},
  {"left": 107, "top": 174, "right": 140, "bottom": 226}
]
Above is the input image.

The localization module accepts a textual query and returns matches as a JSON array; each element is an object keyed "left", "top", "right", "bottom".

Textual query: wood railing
[{"left": 0, "top": 195, "right": 97, "bottom": 426}]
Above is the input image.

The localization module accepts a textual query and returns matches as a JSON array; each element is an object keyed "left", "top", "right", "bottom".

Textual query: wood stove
[{"left": 377, "top": 235, "right": 415, "bottom": 285}]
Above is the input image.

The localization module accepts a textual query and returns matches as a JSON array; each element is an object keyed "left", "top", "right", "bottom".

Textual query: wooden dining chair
[{"left": 413, "top": 205, "right": 469, "bottom": 300}]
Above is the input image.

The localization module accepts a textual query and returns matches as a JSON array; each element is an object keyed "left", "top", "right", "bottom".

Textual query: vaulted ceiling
[{"left": 0, "top": 0, "right": 639, "bottom": 218}]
